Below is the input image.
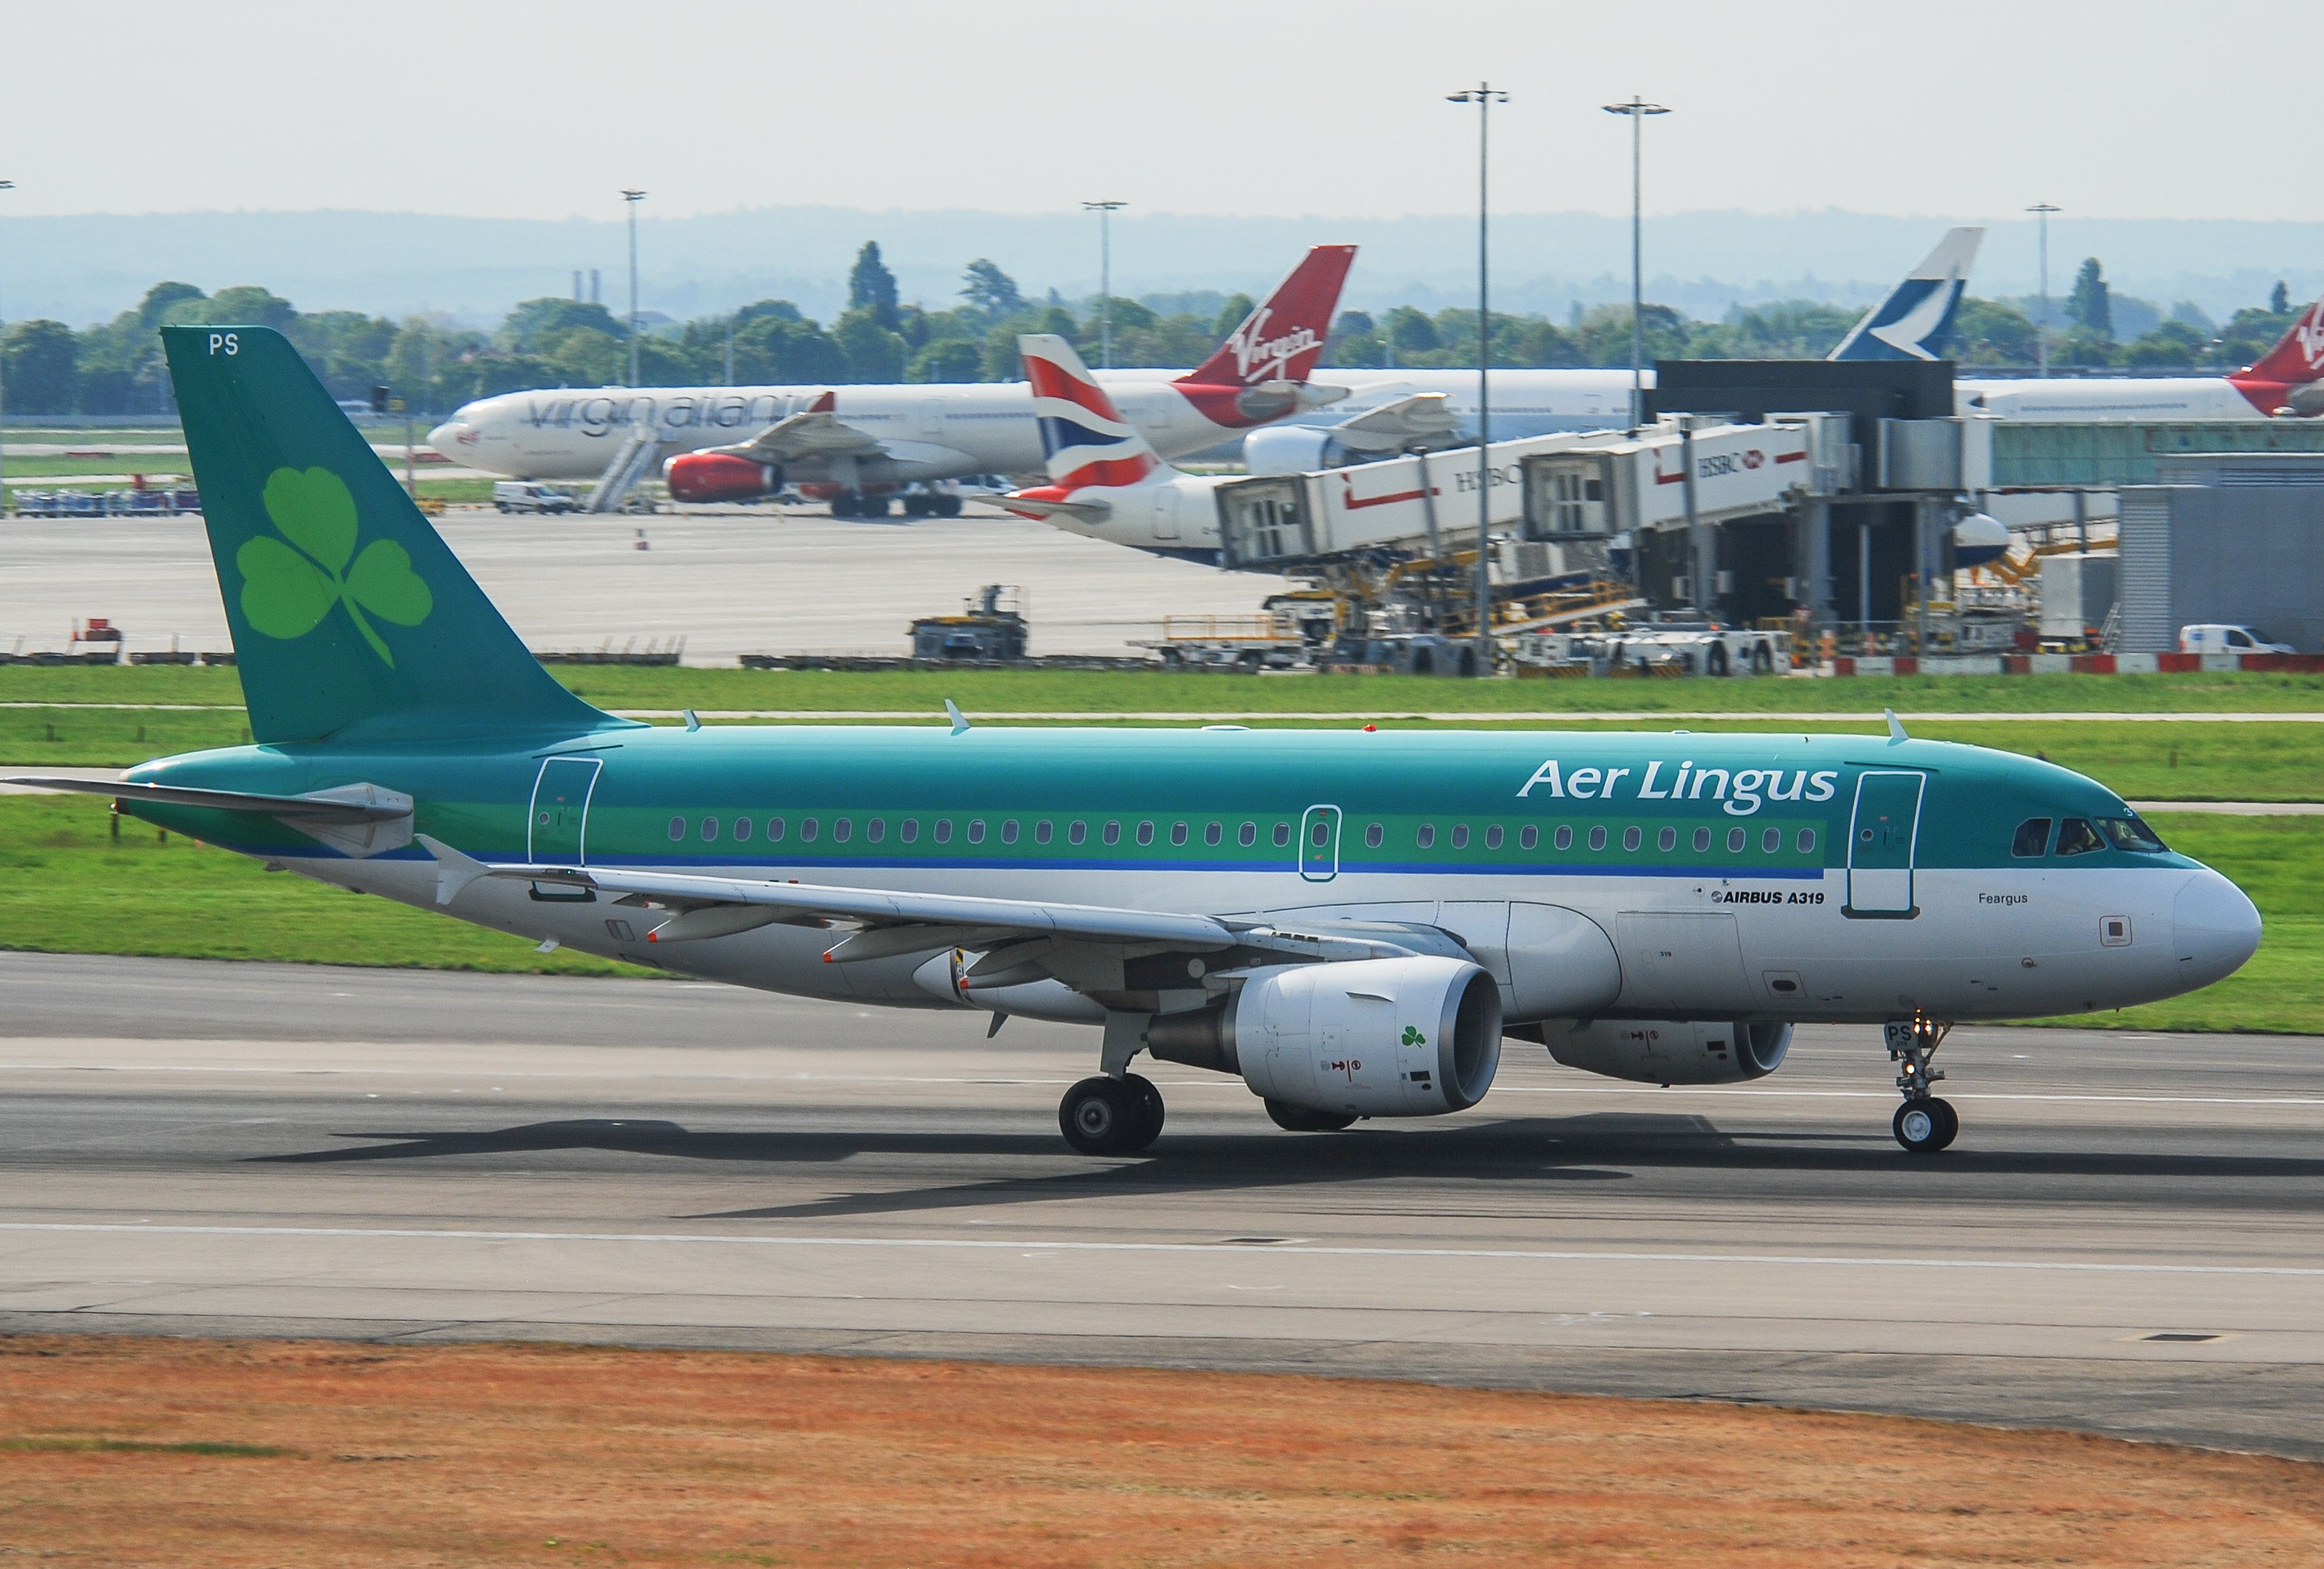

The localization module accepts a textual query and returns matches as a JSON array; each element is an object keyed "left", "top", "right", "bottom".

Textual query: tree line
[{"left": 0, "top": 243, "right": 2306, "bottom": 418}]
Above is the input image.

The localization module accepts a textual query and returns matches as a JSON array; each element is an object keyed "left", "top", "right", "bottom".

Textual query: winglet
[
  {"left": 416, "top": 833, "right": 494, "bottom": 906},
  {"left": 1885, "top": 707, "right": 1908, "bottom": 743},
  {"left": 945, "top": 699, "right": 970, "bottom": 735}
]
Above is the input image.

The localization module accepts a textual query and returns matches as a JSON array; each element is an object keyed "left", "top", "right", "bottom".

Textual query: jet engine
[
  {"left": 664, "top": 452, "right": 780, "bottom": 503},
  {"left": 2282, "top": 382, "right": 2324, "bottom": 418},
  {"left": 1242, "top": 425, "right": 1341, "bottom": 476},
  {"left": 1147, "top": 956, "right": 1503, "bottom": 1117},
  {"left": 1523, "top": 1018, "right": 1791, "bottom": 1086}
]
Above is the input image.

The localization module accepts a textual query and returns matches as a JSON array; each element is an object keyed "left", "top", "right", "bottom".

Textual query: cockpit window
[
  {"left": 2011, "top": 817, "right": 2052, "bottom": 858},
  {"left": 2054, "top": 817, "right": 2104, "bottom": 857},
  {"left": 2097, "top": 815, "right": 2168, "bottom": 852}
]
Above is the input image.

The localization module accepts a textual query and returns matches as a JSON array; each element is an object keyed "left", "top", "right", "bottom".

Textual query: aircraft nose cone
[
  {"left": 426, "top": 420, "right": 467, "bottom": 464},
  {"left": 2172, "top": 870, "right": 2262, "bottom": 988}
]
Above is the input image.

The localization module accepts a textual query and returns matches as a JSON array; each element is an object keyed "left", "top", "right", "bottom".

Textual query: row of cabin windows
[
  {"left": 2011, "top": 815, "right": 2169, "bottom": 858},
  {"left": 667, "top": 814, "right": 1813, "bottom": 858}
]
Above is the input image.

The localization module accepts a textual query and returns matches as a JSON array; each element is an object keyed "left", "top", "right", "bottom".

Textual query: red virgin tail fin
[
  {"left": 1180, "top": 245, "right": 1357, "bottom": 389},
  {"left": 2230, "top": 295, "right": 2324, "bottom": 396}
]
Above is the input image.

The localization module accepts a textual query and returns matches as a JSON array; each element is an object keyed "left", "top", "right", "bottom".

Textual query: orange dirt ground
[{"left": 0, "top": 1336, "right": 2319, "bottom": 1567}]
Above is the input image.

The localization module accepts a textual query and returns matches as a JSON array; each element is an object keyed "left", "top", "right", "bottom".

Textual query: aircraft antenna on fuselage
[
  {"left": 945, "top": 699, "right": 970, "bottom": 735},
  {"left": 1885, "top": 708, "right": 1908, "bottom": 742}
]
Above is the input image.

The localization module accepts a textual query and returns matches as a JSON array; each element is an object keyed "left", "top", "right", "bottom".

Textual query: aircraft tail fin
[
  {"left": 1020, "top": 334, "right": 1164, "bottom": 489},
  {"left": 2229, "top": 295, "right": 2324, "bottom": 392},
  {"left": 1180, "top": 244, "right": 1357, "bottom": 388},
  {"left": 162, "top": 326, "right": 617, "bottom": 745},
  {"left": 1827, "top": 227, "right": 1983, "bottom": 362}
]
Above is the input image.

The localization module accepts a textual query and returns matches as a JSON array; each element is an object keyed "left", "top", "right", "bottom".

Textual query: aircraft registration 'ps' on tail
[
  {"left": 1025, "top": 334, "right": 1164, "bottom": 491},
  {"left": 1178, "top": 243, "right": 1357, "bottom": 390},
  {"left": 1827, "top": 227, "right": 1983, "bottom": 363},
  {"left": 161, "top": 326, "right": 612, "bottom": 745}
]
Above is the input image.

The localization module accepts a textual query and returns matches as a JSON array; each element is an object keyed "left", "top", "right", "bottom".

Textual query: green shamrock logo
[
  {"left": 235, "top": 467, "right": 432, "bottom": 666},
  {"left": 1401, "top": 1025, "right": 1426, "bottom": 1047}
]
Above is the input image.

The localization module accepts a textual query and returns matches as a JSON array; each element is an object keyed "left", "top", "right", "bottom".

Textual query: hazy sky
[{"left": 4, "top": 1, "right": 2311, "bottom": 223}]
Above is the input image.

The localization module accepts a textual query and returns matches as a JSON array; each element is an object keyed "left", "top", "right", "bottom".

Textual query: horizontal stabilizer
[
  {"left": 999, "top": 493, "right": 1113, "bottom": 522},
  {"left": 4, "top": 776, "right": 412, "bottom": 822}
]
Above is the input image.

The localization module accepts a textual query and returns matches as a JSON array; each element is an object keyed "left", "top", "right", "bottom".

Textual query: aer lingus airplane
[{"left": 13, "top": 326, "right": 2262, "bottom": 1156}]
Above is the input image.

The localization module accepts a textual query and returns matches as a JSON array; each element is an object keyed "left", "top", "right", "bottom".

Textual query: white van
[
  {"left": 492, "top": 481, "right": 577, "bottom": 515},
  {"left": 2178, "top": 623, "right": 2295, "bottom": 656}
]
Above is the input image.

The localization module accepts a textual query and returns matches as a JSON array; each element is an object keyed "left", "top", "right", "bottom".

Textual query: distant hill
[{"left": 5, "top": 206, "right": 2320, "bottom": 330}]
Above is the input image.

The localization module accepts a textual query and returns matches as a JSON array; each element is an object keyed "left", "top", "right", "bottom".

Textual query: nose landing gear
[{"left": 1886, "top": 1016, "right": 1958, "bottom": 1154}]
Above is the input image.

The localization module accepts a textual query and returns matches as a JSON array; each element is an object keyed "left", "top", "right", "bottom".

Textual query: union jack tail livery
[
  {"left": 1024, "top": 335, "right": 1163, "bottom": 489},
  {"left": 2228, "top": 295, "right": 2324, "bottom": 412},
  {"left": 1180, "top": 244, "right": 1357, "bottom": 390}
]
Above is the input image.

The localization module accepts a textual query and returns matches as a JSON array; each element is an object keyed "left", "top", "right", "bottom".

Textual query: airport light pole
[
  {"left": 1083, "top": 200, "right": 1126, "bottom": 369},
  {"left": 622, "top": 189, "right": 646, "bottom": 387},
  {"left": 1603, "top": 96, "right": 1669, "bottom": 434},
  {"left": 1448, "top": 84, "right": 1506, "bottom": 677},
  {"left": 0, "top": 180, "right": 13, "bottom": 509},
  {"left": 2027, "top": 202, "right": 2060, "bottom": 375}
]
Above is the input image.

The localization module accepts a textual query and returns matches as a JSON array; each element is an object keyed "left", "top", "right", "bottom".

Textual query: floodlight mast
[
  {"left": 1083, "top": 201, "right": 1127, "bottom": 369},
  {"left": 1601, "top": 96, "right": 1669, "bottom": 434},
  {"left": 622, "top": 190, "right": 646, "bottom": 387},
  {"left": 1446, "top": 85, "right": 1507, "bottom": 677},
  {"left": 2027, "top": 202, "right": 2061, "bottom": 375}
]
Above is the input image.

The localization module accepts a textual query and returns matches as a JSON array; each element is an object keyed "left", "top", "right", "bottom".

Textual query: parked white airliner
[{"left": 1957, "top": 295, "right": 2324, "bottom": 419}]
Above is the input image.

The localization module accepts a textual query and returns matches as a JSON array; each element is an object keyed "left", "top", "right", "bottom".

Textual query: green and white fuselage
[{"left": 21, "top": 326, "right": 2259, "bottom": 1157}]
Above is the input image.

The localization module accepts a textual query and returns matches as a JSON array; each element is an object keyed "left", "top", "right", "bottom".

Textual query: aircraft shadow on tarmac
[{"left": 247, "top": 1113, "right": 2324, "bottom": 1223}]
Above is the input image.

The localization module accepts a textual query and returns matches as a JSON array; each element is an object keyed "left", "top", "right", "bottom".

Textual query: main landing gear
[
  {"left": 1886, "top": 1016, "right": 1958, "bottom": 1154},
  {"left": 1059, "top": 1073, "right": 1164, "bottom": 1156}
]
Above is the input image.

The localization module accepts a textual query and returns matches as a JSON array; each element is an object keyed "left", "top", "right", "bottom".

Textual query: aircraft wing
[
  {"left": 1325, "top": 392, "right": 1460, "bottom": 453},
  {"left": 703, "top": 392, "right": 887, "bottom": 464}
]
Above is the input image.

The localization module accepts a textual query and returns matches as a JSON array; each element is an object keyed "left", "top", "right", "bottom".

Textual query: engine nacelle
[
  {"left": 1526, "top": 1018, "right": 1792, "bottom": 1086},
  {"left": 1149, "top": 957, "right": 1503, "bottom": 1117},
  {"left": 664, "top": 452, "right": 780, "bottom": 503},
  {"left": 2284, "top": 381, "right": 2324, "bottom": 418},
  {"left": 1242, "top": 424, "right": 1341, "bottom": 476}
]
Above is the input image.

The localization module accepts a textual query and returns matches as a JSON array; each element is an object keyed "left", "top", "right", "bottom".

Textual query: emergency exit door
[
  {"left": 529, "top": 756, "right": 602, "bottom": 864},
  {"left": 1845, "top": 770, "right": 1923, "bottom": 916}
]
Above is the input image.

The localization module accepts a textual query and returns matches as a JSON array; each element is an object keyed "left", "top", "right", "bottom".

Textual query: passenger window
[
  {"left": 1365, "top": 823, "right": 1384, "bottom": 849},
  {"left": 1485, "top": 824, "right": 1503, "bottom": 850},
  {"left": 899, "top": 819, "right": 916, "bottom": 844},
  {"left": 1520, "top": 825, "right": 1539, "bottom": 850},
  {"left": 967, "top": 820, "right": 985, "bottom": 844},
  {"left": 800, "top": 818, "right": 818, "bottom": 843},
  {"left": 1693, "top": 826, "right": 1711, "bottom": 853},
  {"left": 1001, "top": 820, "right": 1019, "bottom": 845},
  {"left": 1137, "top": 821, "right": 1155, "bottom": 846},
  {"left": 1169, "top": 821, "right": 1187, "bottom": 847},
  {"left": 1622, "top": 826, "right": 1641, "bottom": 852},
  {"left": 1103, "top": 821, "right": 1121, "bottom": 846},
  {"left": 1587, "top": 826, "right": 1607, "bottom": 851},
  {"left": 1273, "top": 822, "right": 1292, "bottom": 848},
  {"left": 668, "top": 817, "right": 686, "bottom": 841},
  {"left": 1554, "top": 825, "right": 1573, "bottom": 851},
  {"left": 1658, "top": 826, "right": 1676, "bottom": 852},
  {"left": 1797, "top": 827, "right": 1816, "bottom": 854},
  {"left": 1727, "top": 826, "right": 1745, "bottom": 854},
  {"left": 769, "top": 817, "right": 787, "bottom": 842},
  {"left": 1451, "top": 824, "right": 1469, "bottom": 850},
  {"left": 867, "top": 818, "right": 885, "bottom": 844},
  {"left": 1239, "top": 822, "right": 1256, "bottom": 847},
  {"left": 932, "top": 820, "right": 950, "bottom": 844},
  {"left": 1762, "top": 827, "right": 1780, "bottom": 853},
  {"left": 700, "top": 817, "right": 719, "bottom": 842},
  {"left": 1035, "top": 820, "right": 1053, "bottom": 845},
  {"left": 2012, "top": 818, "right": 2051, "bottom": 857},
  {"left": 1205, "top": 822, "right": 1222, "bottom": 847},
  {"left": 1069, "top": 821, "right": 1087, "bottom": 846},
  {"left": 833, "top": 819, "right": 852, "bottom": 844},
  {"left": 2055, "top": 817, "right": 2103, "bottom": 857},
  {"left": 1416, "top": 824, "right": 1436, "bottom": 849},
  {"left": 1310, "top": 820, "right": 1329, "bottom": 847},
  {"left": 734, "top": 817, "right": 753, "bottom": 842}
]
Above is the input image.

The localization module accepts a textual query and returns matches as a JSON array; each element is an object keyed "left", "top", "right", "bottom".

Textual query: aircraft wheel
[
  {"left": 1060, "top": 1076, "right": 1138, "bottom": 1155},
  {"left": 1121, "top": 1072, "right": 1165, "bottom": 1151},
  {"left": 935, "top": 495, "right": 963, "bottom": 517},
  {"left": 1265, "top": 1097, "right": 1357, "bottom": 1133},
  {"left": 1893, "top": 1097, "right": 1952, "bottom": 1154},
  {"left": 832, "top": 495, "right": 858, "bottom": 518}
]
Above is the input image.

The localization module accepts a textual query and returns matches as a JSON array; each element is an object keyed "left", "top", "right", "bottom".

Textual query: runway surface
[
  {"left": 4, "top": 951, "right": 2320, "bottom": 1459},
  {"left": 0, "top": 505, "right": 1286, "bottom": 663}
]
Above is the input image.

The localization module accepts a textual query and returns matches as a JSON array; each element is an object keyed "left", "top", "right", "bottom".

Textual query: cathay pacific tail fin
[
  {"left": 1827, "top": 227, "right": 1983, "bottom": 362},
  {"left": 162, "top": 326, "right": 618, "bottom": 745}
]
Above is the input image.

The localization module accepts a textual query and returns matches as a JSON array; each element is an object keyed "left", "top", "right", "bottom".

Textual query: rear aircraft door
[
  {"left": 1151, "top": 487, "right": 1181, "bottom": 540},
  {"left": 529, "top": 755, "right": 602, "bottom": 864},
  {"left": 1298, "top": 804, "right": 1342, "bottom": 883},
  {"left": 1846, "top": 770, "right": 1924, "bottom": 916}
]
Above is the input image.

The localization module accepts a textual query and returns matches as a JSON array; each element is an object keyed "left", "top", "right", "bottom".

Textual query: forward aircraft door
[
  {"left": 1846, "top": 770, "right": 1924, "bottom": 916},
  {"left": 529, "top": 756, "right": 602, "bottom": 863}
]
